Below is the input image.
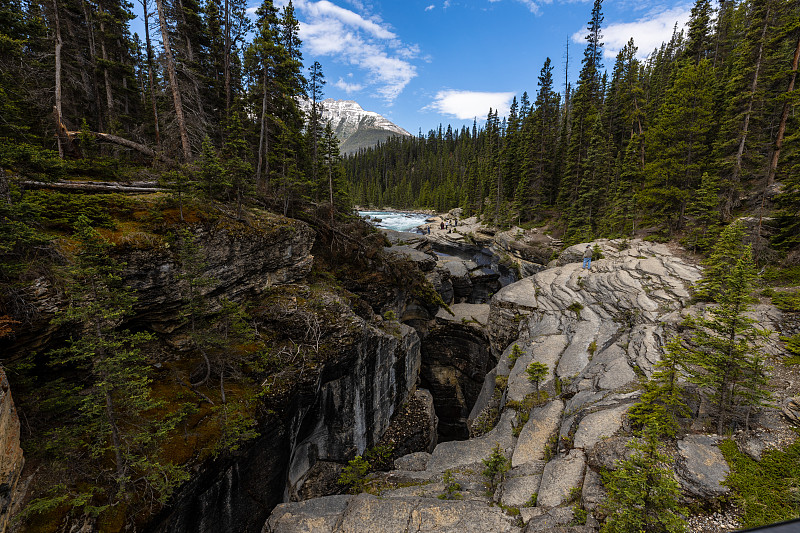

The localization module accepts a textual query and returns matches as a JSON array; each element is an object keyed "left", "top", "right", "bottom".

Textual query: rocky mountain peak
[{"left": 300, "top": 98, "right": 411, "bottom": 155}]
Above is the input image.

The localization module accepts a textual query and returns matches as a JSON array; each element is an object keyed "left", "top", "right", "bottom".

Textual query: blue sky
[{"left": 266, "top": 0, "right": 693, "bottom": 134}]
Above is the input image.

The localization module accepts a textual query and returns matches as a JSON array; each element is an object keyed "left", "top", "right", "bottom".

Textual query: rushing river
[{"left": 358, "top": 210, "right": 431, "bottom": 232}]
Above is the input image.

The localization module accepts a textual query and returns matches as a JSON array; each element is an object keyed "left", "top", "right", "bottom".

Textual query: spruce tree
[{"left": 685, "top": 221, "right": 771, "bottom": 434}]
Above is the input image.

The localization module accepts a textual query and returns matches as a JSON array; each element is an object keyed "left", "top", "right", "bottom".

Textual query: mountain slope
[{"left": 301, "top": 98, "right": 411, "bottom": 155}]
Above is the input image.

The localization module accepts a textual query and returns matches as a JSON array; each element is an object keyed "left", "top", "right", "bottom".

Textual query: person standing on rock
[{"left": 583, "top": 244, "right": 593, "bottom": 270}]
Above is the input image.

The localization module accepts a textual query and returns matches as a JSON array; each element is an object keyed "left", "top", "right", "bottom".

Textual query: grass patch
[{"left": 719, "top": 438, "right": 800, "bottom": 529}]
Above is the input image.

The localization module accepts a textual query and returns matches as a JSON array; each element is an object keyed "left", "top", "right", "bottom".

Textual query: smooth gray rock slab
[
  {"left": 512, "top": 400, "right": 564, "bottom": 467},
  {"left": 427, "top": 410, "right": 516, "bottom": 473},
  {"left": 384, "top": 245, "right": 437, "bottom": 272},
  {"left": 264, "top": 495, "right": 352, "bottom": 533},
  {"left": 394, "top": 452, "right": 432, "bottom": 472},
  {"left": 536, "top": 449, "right": 586, "bottom": 508},
  {"left": 335, "top": 494, "right": 522, "bottom": 533},
  {"left": 499, "top": 474, "right": 542, "bottom": 508},
  {"left": 523, "top": 507, "right": 574, "bottom": 532},
  {"left": 676, "top": 434, "right": 730, "bottom": 499},
  {"left": 581, "top": 468, "right": 605, "bottom": 511},
  {"left": 572, "top": 404, "right": 629, "bottom": 451}
]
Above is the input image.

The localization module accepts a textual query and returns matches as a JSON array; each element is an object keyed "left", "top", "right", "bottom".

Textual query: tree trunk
[
  {"left": 53, "top": 0, "right": 64, "bottom": 158},
  {"left": 81, "top": 0, "right": 105, "bottom": 131},
  {"left": 155, "top": 0, "right": 192, "bottom": 161},
  {"left": 733, "top": 5, "right": 770, "bottom": 184},
  {"left": 256, "top": 73, "right": 270, "bottom": 190},
  {"left": 766, "top": 32, "right": 800, "bottom": 186},
  {"left": 98, "top": 7, "right": 115, "bottom": 123},
  {"left": 224, "top": 0, "right": 231, "bottom": 120},
  {"left": 141, "top": 0, "right": 161, "bottom": 148},
  {"left": 64, "top": 130, "right": 172, "bottom": 161}
]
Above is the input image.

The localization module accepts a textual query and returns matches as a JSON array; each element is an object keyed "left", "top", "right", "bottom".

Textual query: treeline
[
  {"left": 0, "top": 0, "right": 348, "bottom": 214},
  {"left": 346, "top": 0, "right": 800, "bottom": 249}
]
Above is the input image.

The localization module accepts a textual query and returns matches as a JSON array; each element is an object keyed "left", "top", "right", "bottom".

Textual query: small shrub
[
  {"left": 482, "top": 443, "right": 510, "bottom": 494},
  {"left": 568, "top": 486, "right": 582, "bottom": 503},
  {"left": 567, "top": 302, "right": 584, "bottom": 318},
  {"left": 338, "top": 455, "right": 370, "bottom": 494},
  {"left": 720, "top": 438, "right": 800, "bottom": 529},
  {"left": 438, "top": 470, "right": 463, "bottom": 500},
  {"left": 571, "top": 505, "right": 588, "bottom": 525},
  {"left": 781, "top": 334, "right": 800, "bottom": 364},
  {"left": 383, "top": 310, "right": 397, "bottom": 321},
  {"left": 525, "top": 361, "right": 549, "bottom": 396},
  {"left": 508, "top": 344, "right": 524, "bottom": 364},
  {"left": 587, "top": 340, "right": 598, "bottom": 356},
  {"left": 592, "top": 243, "right": 604, "bottom": 260}
]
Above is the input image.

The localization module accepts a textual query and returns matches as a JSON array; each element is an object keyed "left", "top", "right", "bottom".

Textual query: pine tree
[
  {"left": 685, "top": 221, "right": 771, "bottom": 434},
  {"left": 628, "top": 337, "right": 689, "bottom": 438},
  {"left": 641, "top": 59, "right": 714, "bottom": 232},
  {"left": 306, "top": 61, "right": 326, "bottom": 200},
  {"left": 600, "top": 427, "right": 687, "bottom": 533}
]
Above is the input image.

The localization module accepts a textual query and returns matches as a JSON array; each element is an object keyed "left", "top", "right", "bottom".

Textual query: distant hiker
[
  {"left": 454, "top": 218, "right": 458, "bottom": 227},
  {"left": 440, "top": 221, "right": 445, "bottom": 230},
  {"left": 583, "top": 245, "right": 593, "bottom": 270}
]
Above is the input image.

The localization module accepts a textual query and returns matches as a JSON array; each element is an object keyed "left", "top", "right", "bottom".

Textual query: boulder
[
  {"left": 676, "top": 434, "right": 729, "bottom": 499},
  {"left": 536, "top": 449, "right": 586, "bottom": 508},
  {"left": 580, "top": 468, "right": 605, "bottom": 512},
  {"left": 384, "top": 245, "right": 438, "bottom": 272},
  {"left": 586, "top": 436, "right": 632, "bottom": 471},
  {"left": 394, "top": 452, "right": 432, "bottom": 472},
  {"left": 782, "top": 396, "right": 800, "bottom": 425},
  {"left": 264, "top": 495, "right": 352, "bottom": 533}
]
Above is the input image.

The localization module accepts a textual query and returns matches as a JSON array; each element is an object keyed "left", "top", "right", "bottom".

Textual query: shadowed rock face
[
  {"left": 420, "top": 323, "right": 494, "bottom": 442},
  {"left": 0, "top": 369, "right": 23, "bottom": 533},
  {"left": 147, "top": 319, "right": 421, "bottom": 533}
]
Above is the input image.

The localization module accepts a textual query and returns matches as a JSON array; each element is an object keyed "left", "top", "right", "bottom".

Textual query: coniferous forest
[
  {"left": 346, "top": 0, "right": 800, "bottom": 251},
  {"left": 2, "top": 0, "right": 800, "bottom": 530}
]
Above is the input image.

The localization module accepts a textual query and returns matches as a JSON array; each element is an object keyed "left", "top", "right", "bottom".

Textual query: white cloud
[
  {"left": 335, "top": 77, "right": 365, "bottom": 93},
  {"left": 287, "top": 0, "right": 418, "bottom": 101},
  {"left": 425, "top": 4, "right": 435, "bottom": 11},
  {"left": 426, "top": 90, "right": 515, "bottom": 120},
  {"left": 571, "top": 5, "right": 692, "bottom": 60}
]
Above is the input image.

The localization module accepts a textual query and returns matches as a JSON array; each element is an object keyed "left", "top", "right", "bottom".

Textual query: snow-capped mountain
[{"left": 300, "top": 98, "right": 411, "bottom": 155}]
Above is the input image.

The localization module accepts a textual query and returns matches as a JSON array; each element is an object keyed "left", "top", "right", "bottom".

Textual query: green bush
[
  {"left": 438, "top": 470, "right": 463, "bottom": 500},
  {"left": 772, "top": 291, "right": 800, "bottom": 312},
  {"left": 338, "top": 455, "right": 370, "bottom": 494},
  {"left": 26, "top": 191, "right": 133, "bottom": 230}
]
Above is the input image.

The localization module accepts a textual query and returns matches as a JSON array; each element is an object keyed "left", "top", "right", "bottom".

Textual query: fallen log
[
  {"left": 63, "top": 130, "right": 173, "bottom": 163},
  {"left": 22, "top": 180, "right": 164, "bottom": 194}
]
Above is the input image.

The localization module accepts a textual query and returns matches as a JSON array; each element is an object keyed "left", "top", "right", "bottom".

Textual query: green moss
[{"left": 719, "top": 437, "right": 800, "bottom": 528}]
